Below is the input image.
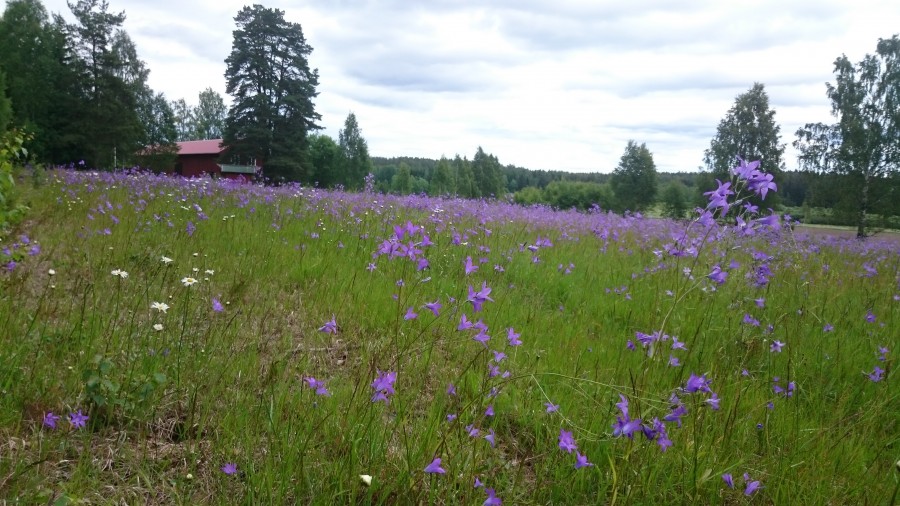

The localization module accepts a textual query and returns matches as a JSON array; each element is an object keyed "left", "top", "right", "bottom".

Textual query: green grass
[{"left": 0, "top": 169, "right": 897, "bottom": 504}]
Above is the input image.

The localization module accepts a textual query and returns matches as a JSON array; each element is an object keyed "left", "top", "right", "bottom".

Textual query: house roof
[{"left": 177, "top": 139, "right": 227, "bottom": 156}]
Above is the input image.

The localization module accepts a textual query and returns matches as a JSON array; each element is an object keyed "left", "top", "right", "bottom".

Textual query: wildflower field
[{"left": 0, "top": 164, "right": 897, "bottom": 504}]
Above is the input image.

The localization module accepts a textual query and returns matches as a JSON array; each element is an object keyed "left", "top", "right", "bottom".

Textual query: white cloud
[{"left": 40, "top": 0, "right": 900, "bottom": 172}]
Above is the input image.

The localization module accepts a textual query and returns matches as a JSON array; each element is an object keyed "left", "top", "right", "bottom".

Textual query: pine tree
[
  {"left": 223, "top": 5, "right": 320, "bottom": 182},
  {"left": 64, "top": 0, "right": 143, "bottom": 168}
]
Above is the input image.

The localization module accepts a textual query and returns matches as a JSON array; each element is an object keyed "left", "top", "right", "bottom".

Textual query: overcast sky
[{"left": 41, "top": 0, "right": 900, "bottom": 173}]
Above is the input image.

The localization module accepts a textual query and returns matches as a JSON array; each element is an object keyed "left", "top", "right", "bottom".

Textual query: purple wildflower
[
  {"left": 867, "top": 366, "right": 885, "bottom": 382},
  {"left": 212, "top": 297, "right": 224, "bottom": 312},
  {"left": 484, "top": 429, "right": 496, "bottom": 447},
  {"left": 744, "top": 476, "right": 762, "bottom": 496},
  {"left": 467, "top": 282, "right": 494, "bottom": 312},
  {"left": 705, "top": 392, "right": 720, "bottom": 410},
  {"left": 404, "top": 307, "right": 418, "bottom": 320},
  {"left": 68, "top": 410, "right": 89, "bottom": 429},
  {"left": 424, "top": 300, "right": 441, "bottom": 316},
  {"left": 664, "top": 404, "right": 688, "bottom": 427},
  {"left": 458, "top": 314, "right": 474, "bottom": 331},
  {"left": 464, "top": 256, "right": 478, "bottom": 275},
  {"left": 684, "top": 373, "right": 711, "bottom": 393},
  {"left": 575, "top": 451, "right": 593, "bottom": 469},
  {"left": 484, "top": 488, "right": 502, "bottom": 506},
  {"left": 318, "top": 315, "right": 338, "bottom": 334},
  {"left": 221, "top": 463, "right": 237, "bottom": 475},
  {"left": 545, "top": 402, "right": 559, "bottom": 413},
  {"left": 43, "top": 412, "right": 61, "bottom": 429},
  {"left": 558, "top": 429, "right": 577, "bottom": 453},
  {"left": 424, "top": 458, "right": 446, "bottom": 474},
  {"left": 770, "top": 340, "right": 784, "bottom": 353},
  {"left": 371, "top": 370, "right": 397, "bottom": 403},
  {"left": 447, "top": 383, "right": 457, "bottom": 396},
  {"left": 506, "top": 327, "right": 522, "bottom": 346},
  {"left": 304, "top": 376, "right": 330, "bottom": 396},
  {"left": 485, "top": 405, "right": 494, "bottom": 417},
  {"left": 722, "top": 473, "right": 734, "bottom": 489},
  {"left": 708, "top": 265, "right": 728, "bottom": 284}
]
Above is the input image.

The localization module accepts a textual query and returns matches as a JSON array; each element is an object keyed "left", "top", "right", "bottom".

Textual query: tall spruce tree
[{"left": 223, "top": 5, "right": 320, "bottom": 182}]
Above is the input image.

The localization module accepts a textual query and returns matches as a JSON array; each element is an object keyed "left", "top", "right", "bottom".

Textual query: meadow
[{"left": 0, "top": 164, "right": 897, "bottom": 504}]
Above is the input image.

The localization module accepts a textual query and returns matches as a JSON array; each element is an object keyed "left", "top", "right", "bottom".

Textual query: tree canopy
[
  {"left": 338, "top": 112, "right": 372, "bottom": 189},
  {"left": 223, "top": 4, "right": 320, "bottom": 182},
  {"left": 704, "top": 83, "right": 785, "bottom": 182},
  {"left": 610, "top": 140, "right": 658, "bottom": 212},
  {"left": 794, "top": 35, "right": 900, "bottom": 237}
]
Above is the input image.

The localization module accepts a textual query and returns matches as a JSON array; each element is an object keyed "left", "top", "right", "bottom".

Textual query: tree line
[{"left": 1, "top": 1, "right": 898, "bottom": 235}]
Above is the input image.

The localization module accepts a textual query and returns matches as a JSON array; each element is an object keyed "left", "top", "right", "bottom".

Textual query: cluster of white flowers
[{"left": 111, "top": 269, "right": 129, "bottom": 278}]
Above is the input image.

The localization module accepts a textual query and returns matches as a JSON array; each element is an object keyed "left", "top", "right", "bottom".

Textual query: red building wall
[{"left": 176, "top": 154, "right": 222, "bottom": 178}]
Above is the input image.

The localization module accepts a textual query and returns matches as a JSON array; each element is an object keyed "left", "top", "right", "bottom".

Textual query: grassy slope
[{"left": 0, "top": 170, "right": 897, "bottom": 504}]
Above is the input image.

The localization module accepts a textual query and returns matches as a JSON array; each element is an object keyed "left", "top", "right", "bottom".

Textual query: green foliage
[
  {"left": 193, "top": 88, "right": 226, "bottom": 140},
  {"left": 171, "top": 98, "right": 194, "bottom": 141},
  {"left": 512, "top": 185, "right": 544, "bottom": 206},
  {"left": 338, "top": 112, "right": 373, "bottom": 189},
  {"left": 660, "top": 180, "right": 689, "bottom": 219},
  {"left": 307, "top": 134, "right": 343, "bottom": 187},
  {"left": 64, "top": 0, "right": 145, "bottom": 168},
  {"left": 704, "top": 83, "right": 785, "bottom": 181},
  {"left": 472, "top": 146, "right": 506, "bottom": 197},
  {"left": 0, "top": 128, "right": 29, "bottom": 231},
  {"left": 610, "top": 140, "right": 658, "bottom": 212},
  {"left": 513, "top": 180, "right": 615, "bottom": 210},
  {"left": 794, "top": 34, "right": 900, "bottom": 237},
  {"left": 429, "top": 156, "right": 455, "bottom": 195},
  {"left": 0, "top": 0, "right": 67, "bottom": 159},
  {"left": 223, "top": 4, "right": 321, "bottom": 182},
  {"left": 455, "top": 155, "right": 478, "bottom": 198},
  {"left": 0, "top": 68, "right": 11, "bottom": 132},
  {"left": 391, "top": 162, "right": 412, "bottom": 194}
]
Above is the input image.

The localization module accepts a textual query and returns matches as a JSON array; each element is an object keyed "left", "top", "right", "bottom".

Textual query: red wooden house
[{"left": 174, "top": 139, "right": 260, "bottom": 180}]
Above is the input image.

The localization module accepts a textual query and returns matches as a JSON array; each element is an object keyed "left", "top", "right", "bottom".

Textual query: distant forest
[{"left": 369, "top": 155, "right": 900, "bottom": 229}]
